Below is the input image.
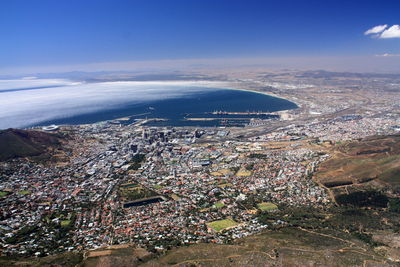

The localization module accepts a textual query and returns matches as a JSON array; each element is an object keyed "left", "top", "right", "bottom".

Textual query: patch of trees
[
  {"left": 5, "top": 225, "right": 39, "bottom": 244},
  {"left": 324, "top": 181, "right": 353, "bottom": 188},
  {"left": 335, "top": 190, "right": 388, "bottom": 208},
  {"left": 257, "top": 205, "right": 396, "bottom": 247},
  {"left": 128, "top": 153, "right": 146, "bottom": 170},
  {"left": 230, "top": 166, "right": 240, "bottom": 173},
  {"left": 245, "top": 164, "right": 254, "bottom": 170},
  {"left": 351, "top": 232, "right": 383, "bottom": 247},
  {"left": 122, "top": 188, "right": 158, "bottom": 201},
  {"left": 389, "top": 198, "right": 400, "bottom": 213},
  {"left": 248, "top": 153, "right": 267, "bottom": 159},
  {"left": 356, "top": 148, "right": 390, "bottom": 155}
]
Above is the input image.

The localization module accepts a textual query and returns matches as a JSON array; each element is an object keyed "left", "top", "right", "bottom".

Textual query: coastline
[
  {"left": 218, "top": 82, "right": 301, "bottom": 109},
  {"left": 182, "top": 79, "right": 300, "bottom": 109},
  {"left": 6, "top": 80, "right": 299, "bottom": 129}
]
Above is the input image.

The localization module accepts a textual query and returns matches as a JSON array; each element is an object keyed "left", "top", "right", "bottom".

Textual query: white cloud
[
  {"left": 365, "top": 24, "right": 400, "bottom": 39},
  {"left": 365, "top": 24, "right": 387, "bottom": 35},
  {"left": 380, "top": 25, "right": 400, "bottom": 39},
  {"left": 375, "top": 53, "right": 400, "bottom": 57},
  {"left": 0, "top": 79, "right": 79, "bottom": 92}
]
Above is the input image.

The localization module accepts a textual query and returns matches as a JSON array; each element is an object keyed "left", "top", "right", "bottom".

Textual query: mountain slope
[
  {"left": 315, "top": 134, "right": 400, "bottom": 198},
  {"left": 0, "top": 128, "right": 61, "bottom": 161}
]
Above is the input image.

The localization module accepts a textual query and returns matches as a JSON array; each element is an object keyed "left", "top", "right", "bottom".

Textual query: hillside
[
  {"left": 1, "top": 227, "right": 395, "bottom": 267},
  {"left": 315, "top": 134, "right": 400, "bottom": 199},
  {"left": 0, "top": 128, "right": 61, "bottom": 161},
  {"left": 141, "top": 227, "right": 394, "bottom": 267}
]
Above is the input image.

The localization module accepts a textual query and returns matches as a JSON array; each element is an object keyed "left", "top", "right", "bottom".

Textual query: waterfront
[
  {"left": 36, "top": 87, "right": 297, "bottom": 128},
  {"left": 0, "top": 80, "right": 297, "bottom": 129}
]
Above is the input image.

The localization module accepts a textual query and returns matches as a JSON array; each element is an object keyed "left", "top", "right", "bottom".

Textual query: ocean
[
  {"left": 0, "top": 80, "right": 297, "bottom": 129},
  {"left": 38, "top": 89, "right": 297, "bottom": 127}
]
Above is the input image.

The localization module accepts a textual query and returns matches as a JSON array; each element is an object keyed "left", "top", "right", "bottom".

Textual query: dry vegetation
[
  {"left": 315, "top": 135, "right": 400, "bottom": 198},
  {"left": 141, "top": 228, "right": 393, "bottom": 267}
]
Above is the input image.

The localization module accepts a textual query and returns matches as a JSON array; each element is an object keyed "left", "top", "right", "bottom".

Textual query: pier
[{"left": 209, "top": 111, "right": 276, "bottom": 116}]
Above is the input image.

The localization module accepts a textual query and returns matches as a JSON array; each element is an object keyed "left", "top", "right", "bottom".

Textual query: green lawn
[
  {"left": 207, "top": 219, "right": 238, "bottom": 232},
  {"left": 153, "top": 184, "right": 164, "bottom": 190},
  {"left": 61, "top": 220, "right": 71, "bottom": 227},
  {"left": 0, "top": 191, "right": 9, "bottom": 197},
  {"left": 17, "top": 190, "right": 31, "bottom": 195},
  {"left": 218, "top": 183, "right": 233, "bottom": 188},
  {"left": 257, "top": 202, "right": 278, "bottom": 212},
  {"left": 213, "top": 202, "right": 225, "bottom": 209}
]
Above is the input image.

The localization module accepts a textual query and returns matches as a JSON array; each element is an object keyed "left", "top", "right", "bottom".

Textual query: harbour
[{"left": 26, "top": 87, "right": 297, "bottom": 128}]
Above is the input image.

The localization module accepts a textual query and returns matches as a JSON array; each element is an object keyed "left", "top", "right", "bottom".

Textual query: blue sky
[{"left": 1, "top": 0, "right": 400, "bottom": 74}]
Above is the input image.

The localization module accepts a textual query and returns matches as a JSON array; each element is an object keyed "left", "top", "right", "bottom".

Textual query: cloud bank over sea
[{"left": 0, "top": 79, "right": 230, "bottom": 129}]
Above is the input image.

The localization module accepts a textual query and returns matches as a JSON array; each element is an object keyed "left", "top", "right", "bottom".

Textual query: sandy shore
[
  {"left": 191, "top": 80, "right": 301, "bottom": 108},
  {"left": 225, "top": 84, "right": 300, "bottom": 108}
]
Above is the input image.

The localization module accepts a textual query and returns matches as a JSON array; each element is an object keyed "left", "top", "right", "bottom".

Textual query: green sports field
[{"left": 207, "top": 219, "right": 238, "bottom": 232}]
